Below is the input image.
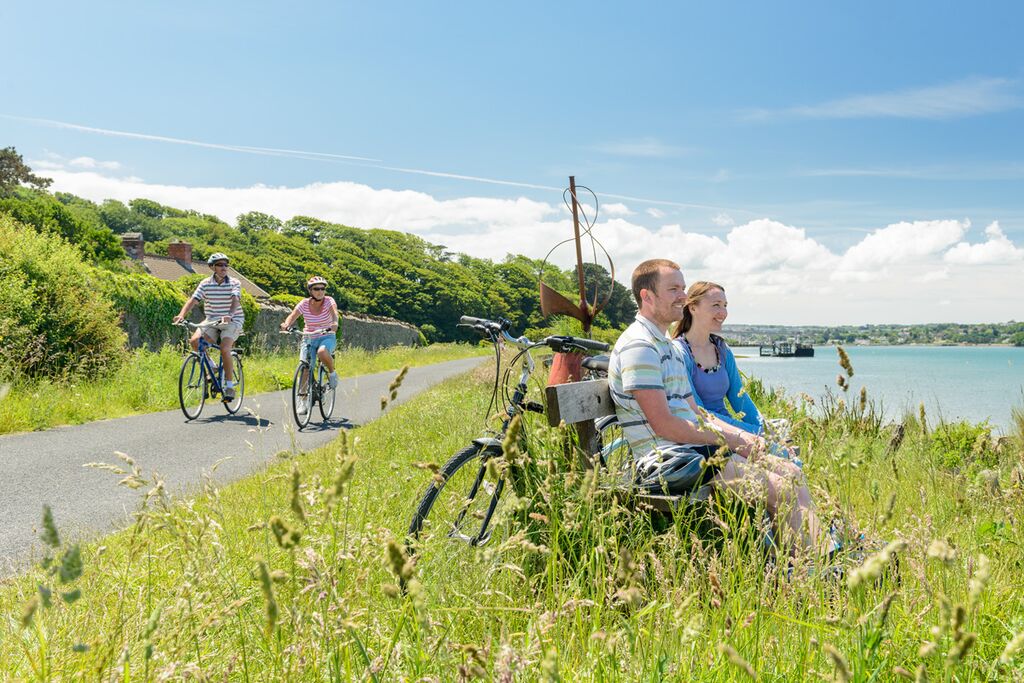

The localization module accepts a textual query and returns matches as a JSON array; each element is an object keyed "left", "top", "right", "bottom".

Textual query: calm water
[{"left": 731, "top": 346, "right": 1024, "bottom": 433}]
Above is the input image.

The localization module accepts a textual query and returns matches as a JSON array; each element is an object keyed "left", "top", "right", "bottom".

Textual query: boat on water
[{"left": 759, "top": 340, "right": 814, "bottom": 357}]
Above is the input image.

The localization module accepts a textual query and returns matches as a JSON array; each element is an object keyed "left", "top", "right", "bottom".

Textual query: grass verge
[{"left": 2, "top": 357, "right": 1024, "bottom": 679}]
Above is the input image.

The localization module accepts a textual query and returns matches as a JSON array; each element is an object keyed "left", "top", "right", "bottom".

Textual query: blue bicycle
[{"left": 176, "top": 321, "right": 245, "bottom": 420}]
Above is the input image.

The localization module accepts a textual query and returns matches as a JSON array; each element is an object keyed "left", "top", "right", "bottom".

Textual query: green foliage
[
  {"left": 93, "top": 270, "right": 187, "bottom": 349},
  {"left": 0, "top": 189, "right": 124, "bottom": 265},
  {"left": 0, "top": 146, "right": 52, "bottom": 195},
  {"left": 930, "top": 420, "right": 995, "bottom": 470},
  {"left": 270, "top": 293, "right": 303, "bottom": 308},
  {"left": 0, "top": 214, "right": 127, "bottom": 381}
]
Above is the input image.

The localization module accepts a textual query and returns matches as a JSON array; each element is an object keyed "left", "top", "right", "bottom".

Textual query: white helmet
[
  {"left": 306, "top": 276, "right": 328, "bottom": 290},
  {"left": 207, "top": 252, "right": 229, "bottom": 265}
]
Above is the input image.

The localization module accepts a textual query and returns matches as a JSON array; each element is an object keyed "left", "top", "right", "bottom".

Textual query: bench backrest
[{"left": 544, "top": 378, "right": 614, "bottom": 427}]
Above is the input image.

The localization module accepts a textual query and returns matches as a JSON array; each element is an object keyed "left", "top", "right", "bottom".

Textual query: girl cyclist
[{"left": 280, "top": 276, "right": 340, "bottom": 413}]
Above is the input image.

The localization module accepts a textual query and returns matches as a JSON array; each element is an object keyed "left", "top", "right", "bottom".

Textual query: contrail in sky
[{"left": 3, "top": 114, "right": 756, "bottom": 215}]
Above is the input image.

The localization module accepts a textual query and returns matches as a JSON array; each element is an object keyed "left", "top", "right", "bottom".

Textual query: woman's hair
[{"left": 673, "top": 280, "right": 725, "bottom": 337}]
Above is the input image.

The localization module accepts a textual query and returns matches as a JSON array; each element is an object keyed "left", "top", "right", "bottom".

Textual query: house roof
[{"left": 137, "top": 255, "right": 271, "bottom": 299}]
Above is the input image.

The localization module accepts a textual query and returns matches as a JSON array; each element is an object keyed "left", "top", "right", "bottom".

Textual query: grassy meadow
[
  {"left": 2, "top": 353, "right": 1024, "bottom": 681},
  {"left": 0, "top": 342, "right": 487, "bottom": 435}
]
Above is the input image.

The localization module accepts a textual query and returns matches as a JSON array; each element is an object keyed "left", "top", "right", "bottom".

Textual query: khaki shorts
[{"left": 201, "top": 320, "right": 243, "bottom": 344}]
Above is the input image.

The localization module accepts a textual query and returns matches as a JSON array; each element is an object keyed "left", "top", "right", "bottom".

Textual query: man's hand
[
  {"left": 172, "top": 314, "right": 184, "bottom": 324},
  {"left": 220, "top": 316, "right": 232, "bottom": 324}
]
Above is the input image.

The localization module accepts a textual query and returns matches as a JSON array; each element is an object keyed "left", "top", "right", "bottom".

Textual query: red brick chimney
[
  {"left": 121, "top": 232, "right": 144, "bottom": 260},
  {"left": 168, "top": 241, "right": 193, "bottom": 263}
]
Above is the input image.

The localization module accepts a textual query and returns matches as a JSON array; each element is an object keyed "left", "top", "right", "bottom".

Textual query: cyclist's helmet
[
  {"left": 306, "top": 276, "right": 328, "bottom": 291},
  {"left": 207, "top": 252, "right": 229, "bottom": 265},
  {"left": 634, "top": 448, "right": 709, "bottom": 495}
]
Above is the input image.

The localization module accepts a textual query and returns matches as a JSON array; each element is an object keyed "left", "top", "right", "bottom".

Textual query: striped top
[
  {"left": 608, "top": 314, "right": 698, "bottom": 457},
  {"left": 191, "top": 276, "right": 244, "bottom": 324},
  {"left": 296, "top": 296, "right": 338, "bottom": 333}
]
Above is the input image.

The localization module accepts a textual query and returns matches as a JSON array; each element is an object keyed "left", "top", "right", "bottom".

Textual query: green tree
[{"left": 0, "top": 147, "right": 52, "bottom": 196}]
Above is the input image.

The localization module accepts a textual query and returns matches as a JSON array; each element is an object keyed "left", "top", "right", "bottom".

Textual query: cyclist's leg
[
  {"left": 219, "top": 322, "right": 242, "bottom": 382},
  {"left": 316, "top": 335, "right": 337, "bottom": 376},
  {"left": 189, "top": 328, "right": 202, "bottom": 352}
]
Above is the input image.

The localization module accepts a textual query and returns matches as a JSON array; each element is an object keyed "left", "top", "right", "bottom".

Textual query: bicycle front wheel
[
  {"left": 317, "top": 362, "right": 336, "bottom": 421},
  {"left": 408, "top": 442, "right": 506, "bottom": 545},
  {"left": 224, "top": 352, "right": 245, "bottom": 414},
  {"left": 291, "top": 361, "right": 313, "bottom": 429},
  {"left": 596, "top": 414, "right": 634, "bottom": 484},
  {"left": 178, "top": 354, "right": 206, "bottom": 420}
]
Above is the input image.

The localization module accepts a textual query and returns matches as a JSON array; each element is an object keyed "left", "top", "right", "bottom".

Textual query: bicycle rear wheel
[
  {"left": 178, "top": 354, "right": 206, "bottom": 420},
  {"left": 317, "top": 362, "right": 336, "bottom": 421},
  {"left": 224, "top": 352, "right": 245, "bottom": 414},
  {"left": 291, "top": 361, "right": 313, "bottom": 429},
  {"left": 596, "top": 414, "right": 633, "bottom": 484}
]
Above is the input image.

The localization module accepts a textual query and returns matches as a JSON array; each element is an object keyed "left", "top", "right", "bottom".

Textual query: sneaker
[
  {"left": 296, "top": 401, "right": 308, "bottom": 415},
  {"left": 328, "top": 372, "right": 339, "bottom": 389},
  {"left": 223, "top": 386, "right": 236, "bottom": 401}
]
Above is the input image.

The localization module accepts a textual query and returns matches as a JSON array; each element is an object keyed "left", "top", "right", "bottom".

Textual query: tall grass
[
  {"left": 0, "top": 342, "right": 486, "bottom": 435},
  {"left": 2, "top": 356, "right": 1023, "bottom": 679}
]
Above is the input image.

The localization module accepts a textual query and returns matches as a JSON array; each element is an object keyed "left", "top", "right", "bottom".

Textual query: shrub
[
  {"left": 270, "top": 293, "right": 303, "bottom": 309},
  {"left": 931, "top": 420, "right": 994, "bottom": 470},
  {"left": 0, "top": 214, "right": 127, "bottom": 380},
  {"left": 93, "top": 270, "right": 187, "bottom": 350}
]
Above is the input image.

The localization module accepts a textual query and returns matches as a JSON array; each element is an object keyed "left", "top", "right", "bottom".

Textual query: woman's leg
[{"left": 317, "top": 346, "right": 335, "bottom": 373}]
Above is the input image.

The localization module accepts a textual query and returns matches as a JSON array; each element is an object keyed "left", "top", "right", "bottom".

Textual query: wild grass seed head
[
  {"left": 255, "top": 559, "right": 278, "bottom": 636},
  {"left": 926, "top": 539, "right": 957, "bottom": 565},
  {"left": 823, "top": 642, "right": 851, "bottom": 683},
  {"left": 269, "top": 515, "right": 301, "bottom": 549},
  {"left": 967, "top": 554, "right": 990, "bottom": 609},
  {"left": 999, "top": 630, "right": 1024, "bottom": 666},
  {"left": 40, "top": 504, "right": 60, "bottom": 549},
  {"left": 837, "top": 346, "right": 854, "bottom": 378},
  {"left": 718, "top": 644, "right": 758, "bottom": 680},
  {"left": 290, "top": 464, "right": 306, "bottom": 523},
  {"left": 848, "top": 539, "right": 905, "bottom": 589}
]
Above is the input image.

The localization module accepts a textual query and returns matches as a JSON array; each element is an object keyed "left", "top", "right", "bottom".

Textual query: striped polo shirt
[
  {"left": 191, "top": 275, "right": 244, "bottom": 324},
  {"left": 608, "top": 314, "right": 699, "bottom": 457}
]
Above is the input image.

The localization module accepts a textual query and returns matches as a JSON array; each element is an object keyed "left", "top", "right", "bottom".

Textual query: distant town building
[{"left": 120, "top": 233, "right": 270, "bottom": 299}]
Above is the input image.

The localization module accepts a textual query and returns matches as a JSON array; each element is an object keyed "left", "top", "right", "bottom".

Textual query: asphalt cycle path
[{"left": 0, "top": 356, "right": 486, "bottom": 574}]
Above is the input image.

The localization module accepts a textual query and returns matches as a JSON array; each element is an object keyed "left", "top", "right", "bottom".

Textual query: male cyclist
[
  {"left": 172, "top": 252, "right": 244, "bottom": 401},
  {"left": 280, "top": 276, "right": 340, "bottom": 414}
]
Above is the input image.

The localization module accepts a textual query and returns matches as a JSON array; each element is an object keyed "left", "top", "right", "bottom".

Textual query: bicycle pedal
[{"left": 482, "top": 481, "right": 497, "bottom": 495}]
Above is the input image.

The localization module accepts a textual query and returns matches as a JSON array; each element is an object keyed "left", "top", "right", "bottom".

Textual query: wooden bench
[{"left": 544, "top": 378, "right": 711, "bottom": 514}]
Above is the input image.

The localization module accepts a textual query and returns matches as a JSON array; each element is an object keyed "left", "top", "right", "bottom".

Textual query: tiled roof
[{"left": 137, "top": 255, "right": 271, "bottom": 299}]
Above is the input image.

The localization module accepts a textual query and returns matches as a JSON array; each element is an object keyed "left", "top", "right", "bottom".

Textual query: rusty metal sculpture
[{"left": 539, "top": 176, "right": 615, "bottom": 336}]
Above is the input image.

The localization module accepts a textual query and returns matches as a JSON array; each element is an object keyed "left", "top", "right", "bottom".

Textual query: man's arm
[
  {"left": 173, "top": 297, "right": 196, "bottom": 324},
  {"left": 225, "top": 294, "right": 242, "bottom": 323},
  {"left": 632, "top": 389, "right": 762, "bottom": 458}
]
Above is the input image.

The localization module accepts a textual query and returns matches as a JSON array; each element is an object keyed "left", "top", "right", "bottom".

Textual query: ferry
[{"left": 759, "top": 340, "right": 815, "bottom": 357}]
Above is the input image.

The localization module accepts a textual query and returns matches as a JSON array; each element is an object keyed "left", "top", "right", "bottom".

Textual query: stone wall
[{"left": 123, "top": 303, "right": 421, "bottom": 352}]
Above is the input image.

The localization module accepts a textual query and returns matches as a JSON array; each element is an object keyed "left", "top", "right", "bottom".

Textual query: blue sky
[{"left": 4, "top": 1, "right": 1024, "bottom": 324}]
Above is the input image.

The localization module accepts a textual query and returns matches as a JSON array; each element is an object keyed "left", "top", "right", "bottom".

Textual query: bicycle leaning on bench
[
  {"left": 406, "top": 315, "right": 609, "bottom": 551},
  {"left": 175, "top": 320, "right": 246, "bottom": 420},
  {"left": 281, "top": 327, "right": 337, "bottom": 429}
]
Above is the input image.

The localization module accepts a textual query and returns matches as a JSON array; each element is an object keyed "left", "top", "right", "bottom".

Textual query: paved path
[{"left": 0, "top": 357, "right": 485, "bottom": 573}]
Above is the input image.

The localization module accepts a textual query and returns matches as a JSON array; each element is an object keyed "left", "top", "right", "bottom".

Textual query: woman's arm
[
  {"left": 328, "top": 299, "right": 339, "bottom": 332},
  {"left": 721, "top": 342, "right": 764, "bottom": 434},
  {"left": 280, "top": 301, "right": 304, "bottom": 331}
]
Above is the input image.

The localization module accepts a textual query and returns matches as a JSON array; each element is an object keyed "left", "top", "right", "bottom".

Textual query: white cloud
[
  {"left": 944, "top": 221, "right": 1024, "bottom": 265},
  {"left": 646, "top": 208, "right": 665, "bottom": 219},
  {"left": 745, "top": 76, "right": 1022, "bottom": 121},
  {"left": 68, "top": 156, "right": 122, "bottom": 170},
  {"left": 711, "top": 212, "right": 734, "bottom": 227},
  {"left": 41, "top": 168, "right": 1024, "bottom": 324},
  {"left": 601, "top": 202, "right": 632, "bottom": 217},
  {"left": 838, "top": 219, "right": 969, "bottom": 272}
]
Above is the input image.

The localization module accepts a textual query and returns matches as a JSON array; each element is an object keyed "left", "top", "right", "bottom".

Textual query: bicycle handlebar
[
  {"left": 458, "top": 315, "right": 610, "bottom": 353},
  {"left": 281, "top": 327, "right": 335, "bottom": 336}
]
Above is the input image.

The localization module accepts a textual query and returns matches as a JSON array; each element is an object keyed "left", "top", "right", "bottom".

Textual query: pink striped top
[{"left": 296, "top": 296, "right": 337, "bottom": 333}]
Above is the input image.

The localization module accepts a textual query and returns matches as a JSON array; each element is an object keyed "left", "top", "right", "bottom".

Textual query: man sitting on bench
[{"left": 609, "top": 258, "right": 834, "bottom": 559}]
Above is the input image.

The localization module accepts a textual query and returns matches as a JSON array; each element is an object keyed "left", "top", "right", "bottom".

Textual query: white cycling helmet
[
  {"left": 207, "top": 252, "right": 229, "bottom": 265},
  {"left": 306, "top": 276, "right": 328, "bottom": 290}
]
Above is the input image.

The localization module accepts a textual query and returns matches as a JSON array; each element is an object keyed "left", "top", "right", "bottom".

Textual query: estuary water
[{"left": 731, "top": 345, "right": 1024, "bottom": 433}]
